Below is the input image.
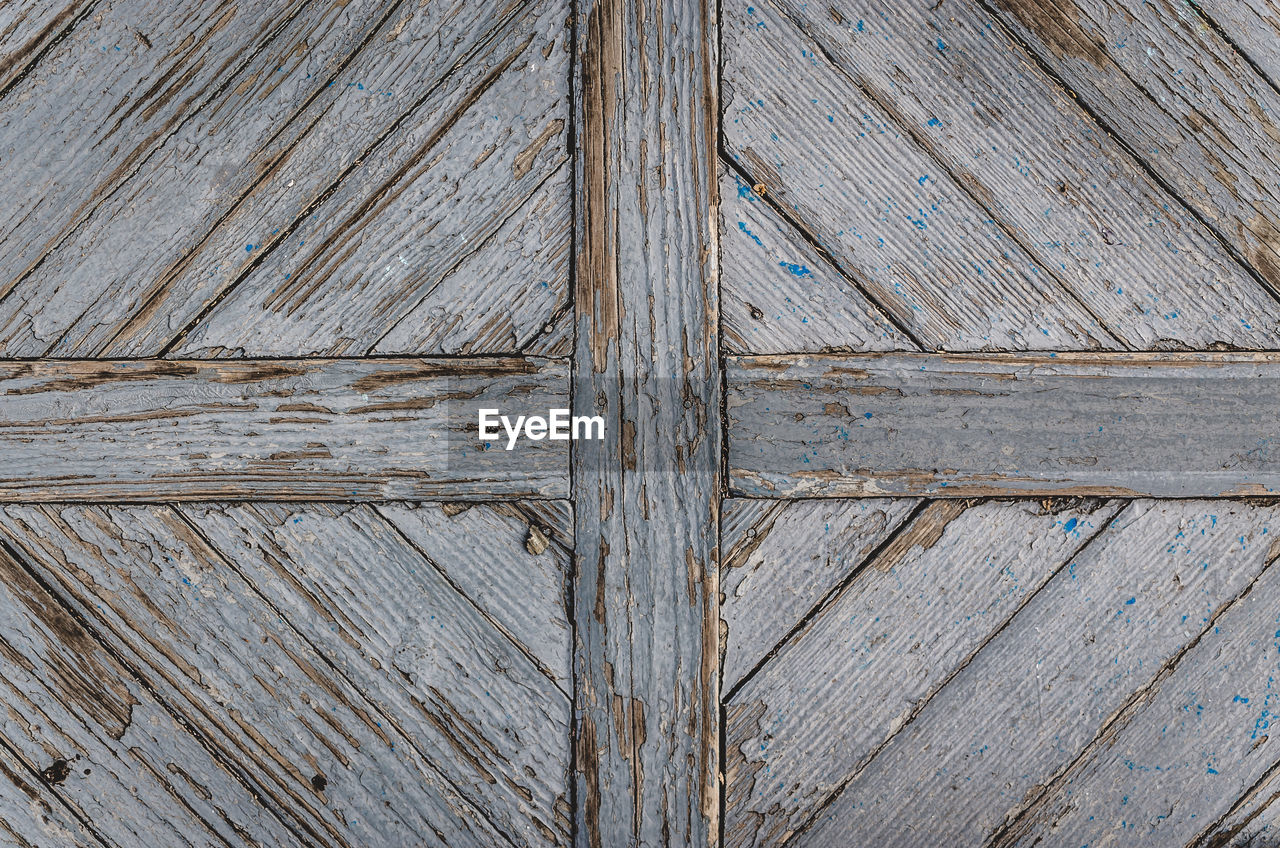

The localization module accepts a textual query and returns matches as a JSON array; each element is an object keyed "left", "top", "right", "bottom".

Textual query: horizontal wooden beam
[
  {"left": 0, "top": 358, "right": 567, "bottom": 501},
  {"left": 728, "top": 353, "right": 1280, "bottom": 498}
]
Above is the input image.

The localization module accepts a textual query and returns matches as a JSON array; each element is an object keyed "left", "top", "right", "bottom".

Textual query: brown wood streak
[{"left": 572, "top": 0, "right": 720, "bottom": 846}]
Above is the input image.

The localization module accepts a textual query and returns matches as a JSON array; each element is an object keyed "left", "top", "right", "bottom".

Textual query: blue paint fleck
[
  {"left": 779, "top": 261, "right": 812, "bottom": 277},
  {"left": 927, "top": 117, "right": 941, "bottom": 127},
  {"left": 245, "top": 244, "right": 255, "bottom": 252},
  {"left": 1125, "top": 597, "right": 1136, "bottom": 605},
  {"left": 918, "top": 175, "right": 929, "bottom": 186},
  {"left": 1063, "top": 518, "right": 1078, "bottom": 533}
]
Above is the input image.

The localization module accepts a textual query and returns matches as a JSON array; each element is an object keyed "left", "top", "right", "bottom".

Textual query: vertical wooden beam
[{"left": 572, "top": 0, "right": 720, "bottom": 846}]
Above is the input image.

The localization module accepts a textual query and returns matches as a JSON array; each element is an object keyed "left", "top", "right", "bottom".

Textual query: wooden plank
[
  {"left": 571, "top": 0, "right": 721, "bottom": 845},
  {"left": 988, "top": 0, "right": 1280, "bottom": 293},
  {"left": 0, "top": 0, "right": 536, "bottom": 357},
  {"left": 722, "top": 0, "right": 1115, "bottom": 352},
  {"left": 795, "top": 500, "right": 1280, "bottom": 848},
  {"left": 719, "top": 497, "right": 920, "bottom": 691},
  {"left": 371, "top": 162, "right": 571, "bottom": 355},
  {"left": 0, "top": 504, "right": 515, "bottom": 848},
  {"left": 178, "top": 502, "right": 572, "bottom": 847},
  {"left": 724, "top": 498, "right": 1123, "bottom": 848},
  {"left": 0, "top": 740, "right": 100, "bottom": 848},
  {"left": 0, "top": 0, "right": 317, "bottom": 331},
  {"left": 168, "top": 0, "right": 569, "bottom": 357},
  {"left": 1193, "top": 764, "right": 1280, "bottom": 848},
  {"left": 0, "top": 0, "right": 92, "bottom": 95},
  {"left": 0, "top": 539, "right": 305, "bottom": 848},
  {"left": 0, "top": 358, "right": 567, "bottom": 501},
  {"left": 376, "top": 501, "right": 572, "bottom": 688},
  {"left": 762, "top": 0, "right": 1280, "bottom": 350},
  {"left": 729, "top": 352, "right": 1280, "bottom": 498},
  {"left": 1194, "top": 0, "right": 1280, "bottom": 86},
  {"left": 720, "top": 168, "right": 912, "bottom": 354}
]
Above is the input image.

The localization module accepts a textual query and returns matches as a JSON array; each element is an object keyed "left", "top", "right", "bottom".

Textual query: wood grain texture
[
  {"left": 720, "top": 168, "right": 912, "bottom": 354},
  {"left": 0, "top": 0, "right": 540, "bottom": 357},
  {"left": 719, "top": 497, "right": 919, "bottom": 691},
  {"left": 730, "top": 352, "right": 1280, "bottom": 498},
  {"left": 169, "top": 0, "right": 569, "bottom": 358},
  {"left": 723, "top": 0, "right": 1114, "bottom": 352},
  {"left": 1194, "top": 0, "right": 1280, "bottom": 87},
  {"left": 793, "top": 500, "right": 1279, "bottom": 847},
  {"left": 0, "top": 0, "right": 92, "bottom": 95},
  {"left": 0, "top": 0, "right": 317, "bottom": 338},
  {"left": 761, "top": 0, "right": 1280, "bottom": 351},
  {"left": 988, "top": 0, "right": 1280, "bottom": 296},
  {"left": 986, "top": 507, "right": 1280, "bottom": 848},
  {"left": 0, "top": 504, "right": 516, "bottom": 848},
  {"left": 371, "top": 163, "right": 571, "bottom": 356},
  {"left": 0, "top": 540, "right": 305, "bottom": 848},
  {"left": 724, "top": 498, "right": 1122, "bottom": 848},
  {"left": 178, "top": 502, "right": 572, "bottom": 847},
  {"left": 376, "top": 501, "right": 572, "bottom": 688},
  {"left": 0, "top": 358, "right": 567, "bottom": 501},
  {"left": 572, "top": 0, "right": 721, "bottom": 845}
]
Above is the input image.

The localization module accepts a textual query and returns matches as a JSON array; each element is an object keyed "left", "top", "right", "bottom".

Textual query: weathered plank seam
[
  {"left": 780, "top": 500, "right": 1129, "bottom": 848},
  {"left": 0, "top": 709, "right": 113, "bottom": 848},
  {"left": 0, "top": 535, "right": 320, "bottom": 847},
  {"left": 721, "top": 499, "right": 929, "bottom": 704},
  {"left": 986, "top": 545, "right": 1280, "bottom": 847},
  {"left": 979, "top": 0, "right": 1280, "bottom": 311},
  {"left": 371, "top": 504, "right": 571, "bottom": 697},
  {"left": 0, "top": 0, "right": 96, "bottom": 103},
  {"left": 170, "top": 506, "right": 527, "bottom": 848},
  {"left": 759, "top": 0, "right": 1137, "bottom": 350},
  {"left": 1189, "top": 3, "right": 1280, "bottom": 104},
  {"left": 367, "top": 161, "right": 570, "bottom": 354},
  {"left": 0, "top": 0, "right": 329, "bottom": 319},
  {"left": 1190, "top": 757, "right": 1280, "bottom": 848},
  {"left": 717, "top": 154, "right": 928, "bottom": 351},
  {"left": 118, "top": 0, "right": 531, "bottom": 359}
]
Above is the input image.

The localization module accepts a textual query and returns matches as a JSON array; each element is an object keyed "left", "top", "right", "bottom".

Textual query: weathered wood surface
[
  {"left": 0, "top": 540, "right": 305, "bottom": 848},
  {"left": 730, "top": 352, "right": 1280, "bottom": 498},
  {"left": 374, "top": 501, "right": 573, "bottom": 689},
  {"left": 720, "top": 169, "right": 911, "bottom": 354},
  {"left": 988, "top": 0, "right": 1280, "bottom": 294},
  {"left": 0, "top": 358, "right": 567, "bottom": 501},
  {"left": 571, "top": 0, "right": 720, "bottom": 845},
  {"left": 719, "top": 497, "right": 920, "bottom": 690},
  {"left": 723, "top": 0, "right": 1114, "bottom": 352},
  {"left": 988, "top": 507, "right": 1280, "bottom": 848},
  {"left": 724, "top": 498, "right": 1123, "bottom": 848},
  {"left": 791, "top": 500, "right": 1278, "bottom": 847},
  {"left": 0, "top": 504, "right": 525, "bottom": 848},
  {"left": 170, "top": 0, "right": 569, "bottom": 358},
  {"left": 0, "top": 0, "right": 564, "bottom": 359},
  {"left": 0, "top": 0, "right": 91, "bottom": 95},
  {"left": 178, "top": 502, "right": 572, "bottom": 847},
  {"left": 732, "top": 0, "right": 1280, "bottom": 352},
  {"left": 1195, "top": 0, "right": 1280, "bottom": 85}
]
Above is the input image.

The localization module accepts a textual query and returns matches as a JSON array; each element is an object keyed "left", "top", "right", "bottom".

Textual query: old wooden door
[{"left": 4, "top": 0, "right": 1280, "bottom": 847}]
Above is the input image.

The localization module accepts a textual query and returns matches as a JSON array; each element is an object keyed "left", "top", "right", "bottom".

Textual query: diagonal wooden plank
[
  {"left": 0, "top": 504, "right": 515, "bottom": 848},
  {"left": 2, "top": 0, "right": 535, "bottom": 357},
  {"left": 168, "top": 0, "right": 569, "bottom": 358},
  {"left": 724, "top": 498, "right": 1122, "bottom": 848},
  {"left": 179, "top": 502, "right": 572, "bottom": 847},
  {"left": 376, "top": 501, "right": 572, "bottom": 688},
  {"left": 719, "top": 497, "right": 920, "bottom": 691},
  {"left": 0, "top": 540, "right": 305, "bottom": 848},
  {"left": 987, "top": 0, "right": 1280, "bottom": 295},
  {"left": 723, "top": 0, "right": 1115, "bottom": 352},
  {"left": 720, "top": 168, "right": 914, "bottom": 354},
  {"left": 762, "top": 0, "right": 1280, "bottom": 350},
  {"left": 729, "top": 352, "right": 1280, "bottom": 498},
  {"left": 1194, "top": 764, "right": 1280, "bottom": 848},
  {"left": 0, "top": 740, "right": 100, "bottom": 848},
  {"left": 0, "top": 358, "right": 567, "bottom": 501},
  {"left": 795, "top": 500, "right": 1280, "bottom": 848},
  {"left": 0, "top": 0, "right": 320, "bottom": 327},
  {"left": 0, "top": 0, "right": 92, "bottom": 96},
  {"left": 372, "top": 162, "right": 571, "bottom": 356},
  {"left": 571, "top": 0, "right": 721, "bottom": 845},
  {"left": 1194, "top": 0, "right": 1280, "bottom": 89}
]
